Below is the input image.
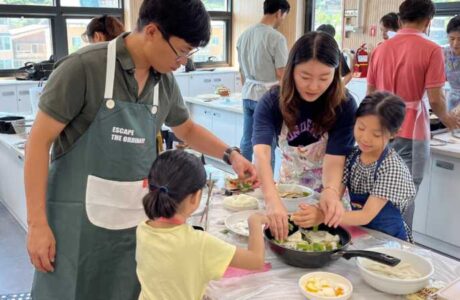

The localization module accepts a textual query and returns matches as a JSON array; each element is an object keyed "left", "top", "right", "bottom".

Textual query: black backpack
[{"left": 15, "top": 55, "right": 55, "bottom": 81}]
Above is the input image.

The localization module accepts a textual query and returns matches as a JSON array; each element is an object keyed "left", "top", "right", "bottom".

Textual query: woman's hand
[
  {"left": 291, "top": 203, "right": 324, "bottom": 228},
  {"left": 266, "top": 201, "right": 289, "bottom": 241},
  {"left": 319, "top": 188, "right": 344, "bottom": 227},
  {"left": 27, "top": 223, "right": 56, "bottom": 273}
]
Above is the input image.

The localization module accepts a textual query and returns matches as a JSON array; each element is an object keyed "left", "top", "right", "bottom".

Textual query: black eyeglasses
[{"left": 158, "top": 27, "right": 200, "bottom": 62}]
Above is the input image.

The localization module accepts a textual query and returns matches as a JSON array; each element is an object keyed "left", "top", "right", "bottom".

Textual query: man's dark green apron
[{"left": 32, "top": 39, "right": 159, "bottom": 300}]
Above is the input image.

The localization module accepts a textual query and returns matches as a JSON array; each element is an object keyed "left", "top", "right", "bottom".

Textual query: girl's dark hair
[
  {"left": 356, "top": 92, "right": 406, "bottom": 135},
  {"left": 83, "top": 15, "right": 124, "bottom": 42},
  {"left": 280, "top": 31, "right": 346, "bottom": 135},
  {"left": 137, "top": 0, "right": 211, "bottom": 48},
  {"left": 264, "top": 0, "right": 291, "bottom": 15},
  {"left": 143, "top": 150, "right": 207, "bottom": 219},
  {"left": 447, "top": 15, "right": 460, "bottom": 34},
  {"left": 399, "top": 0, "right": 435, "bottom": 23},
  {"left": 380, "top": 12, "right": 400, "bottom": 32}
]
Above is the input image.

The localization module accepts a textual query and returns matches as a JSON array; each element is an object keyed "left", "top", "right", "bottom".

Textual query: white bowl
[
  {"left": 298, "top": 272, "right": 353, "bottom": 300},
  {"left": 278, "top": 184, "right": 315, "bottom": 212},
  {"left": 356, "top": 247, "right": 434, "bottom": 295}
]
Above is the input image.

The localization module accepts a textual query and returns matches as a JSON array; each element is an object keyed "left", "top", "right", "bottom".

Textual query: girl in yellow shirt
[{"left": 136, "top": 150, "right": 268, "bottom": 300}]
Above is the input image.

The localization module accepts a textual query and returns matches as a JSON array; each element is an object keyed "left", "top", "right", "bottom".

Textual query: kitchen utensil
[
  {"left": 298, "top": 272, "right": 353, "bottom": 300},
  {"left": 264, "top": 222, "right": 400, "bottom": 268},
  {"left": 198, "top": 174, "right": 214, "bottom": 230},
  {"left": 0, "top": 116, "right": 26, "bottom": 135},
  {"left": 277, "top": 183, "right": 316, "bottom": 212},
  {"left": 356, "top": 247, "right": 434, "bottom": 295}
]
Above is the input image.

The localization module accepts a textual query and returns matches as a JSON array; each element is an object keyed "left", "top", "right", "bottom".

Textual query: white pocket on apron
[{"left": 85, "top": 175, "right": 148, "bottom": 230}]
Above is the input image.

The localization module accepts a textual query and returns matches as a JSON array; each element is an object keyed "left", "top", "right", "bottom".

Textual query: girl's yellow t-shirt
[{"left": 136, "top": 221, "right": 236, "bottom": 300}]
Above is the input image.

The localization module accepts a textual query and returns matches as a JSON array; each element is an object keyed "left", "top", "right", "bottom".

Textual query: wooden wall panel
[{"left": 342, "top": 0, "right": 403, "bottom": 51}]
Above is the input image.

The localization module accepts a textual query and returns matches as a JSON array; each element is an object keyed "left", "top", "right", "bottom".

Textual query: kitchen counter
[
  {"left": 430, "top": 131, "right": 460, "bottom": 159},
  {"left": 174, "top": 67, "right": 238, "bottom": 77},
  {"left": 184, "top": 96, "right": 243, "bottom": 114},
  {"left": 197, "top": 188, "right": 460, "bottom": 300}
]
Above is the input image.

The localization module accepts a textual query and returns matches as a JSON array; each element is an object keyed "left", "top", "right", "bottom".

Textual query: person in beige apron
[
  {"left": 24, "top": 1, "right": 257, "bottom": 299},
  {"left": 237, "top": 1, "right": 290, "bottom": 166},
  {"left": 253, "top": 32, "right": 357, "bottom": 240}
]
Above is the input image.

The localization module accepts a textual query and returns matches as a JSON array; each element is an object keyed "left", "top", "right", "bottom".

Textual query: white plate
[
  {"left": 223, "top": 194, "right": 259, "bottom": 211},
  {"left": 196, "top": 94, "right": 220, "bottom": 101},
  {"left": 225, "top": 210, "right": 262, "bottom": 237}
]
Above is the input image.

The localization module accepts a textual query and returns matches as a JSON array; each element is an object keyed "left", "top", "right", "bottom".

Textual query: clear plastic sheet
[{"left": 192, "top": 180, "right": 460, "bottom": 300}]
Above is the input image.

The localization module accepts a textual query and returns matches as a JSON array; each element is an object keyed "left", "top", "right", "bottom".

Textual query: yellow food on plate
[{"left": 303, "top": 277, "right": 348, "bottom": 297}]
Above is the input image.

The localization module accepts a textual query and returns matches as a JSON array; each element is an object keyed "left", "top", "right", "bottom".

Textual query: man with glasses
[
  {"left": 25, "top": 0, "right": 256, "bottom": 299},
  {"left": 237, "top": 0, "right": 290, "bottom": 169}
]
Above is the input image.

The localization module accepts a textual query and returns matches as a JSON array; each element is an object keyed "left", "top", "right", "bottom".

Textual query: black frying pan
[
  {"left": 0, "top": 116, "right": 25, "bottom": 134},
  {"left": 264, "top": 223, "right": 400, "bottom": 268}
]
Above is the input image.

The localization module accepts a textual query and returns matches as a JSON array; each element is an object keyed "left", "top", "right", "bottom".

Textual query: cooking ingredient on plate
[
  {"left": 223, "top": 194, "right": 258, "bottom": 209},
  {"left": 279, "top": 191, "right": 311, "bottom": 198},
  {"left": 303, "top": 276, "right": 348, "bottom": 297},
  {"left": 275, "top": 229, "right": 340, "bottom": 252},
  {"left": 365, "top": 261, "right": 421, "bottom": 279},
  {"left": 231, "top": 220, "right": 249, "bottom": 236},
  {"left": 226, "top": 177, "right": 254, "bottom": 192}
]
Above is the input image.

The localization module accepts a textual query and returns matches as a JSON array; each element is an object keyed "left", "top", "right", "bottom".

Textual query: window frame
[
  {"left": 0, "top": 0, "right": 124, "bottom": 77},
  {"left": 434, "top": 2, "right": 460, "bottom": 16},
  {"left": 194, "top": 1, "right": 233, "bottom": 68}
]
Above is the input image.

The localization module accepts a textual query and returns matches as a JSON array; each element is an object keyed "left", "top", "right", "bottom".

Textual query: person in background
[
  {"left": 292, "top": 92, "right": 416, "bottom": 243},
  {"left": 443, "top": 15, "right": 460, "bottom": 111},
  {"left": 253, "top": 32, "right": 357, "bottom": 241},
  {"left": 380, "top": 12, "right": 400, "bottom": 40},
  {"left": 367, "top": 0, "right": 460, "bottom": 229},
  {"left": 82, "top": 14, "right": 125, "bottom": 43},
  {"left": 25, "top": 0, "right": 256, "bottom": 299},
  {"left": 316, "top": 24, "right": 353, "bottom": 85},
  {"left": 237, "top": 0, "right": 290, "bottom": 168},
  {"left": 136, "top": 150, "right": 268, "bottom": 300}
]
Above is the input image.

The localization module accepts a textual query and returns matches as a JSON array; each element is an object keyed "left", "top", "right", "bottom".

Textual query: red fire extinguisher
[{"left": 355, "top": 43, "right": 369, "bottom": 78}]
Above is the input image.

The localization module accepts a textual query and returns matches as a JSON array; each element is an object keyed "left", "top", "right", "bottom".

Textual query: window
[
  {"left": 0, "top": 35, "right": 12, "bottom": 51},
  {"left": 193, "top": 0, "right": 232, "bottom": 67},
  {"left": 0, "top": 0, "right": 123, "bottom": 75},
  {"left": 202, "top": 0, "right": 228, "bottom": 11},
  {"left": 66, "top": 19, "right": 91, "bottom": 53},
  {"left": 0, "top": 18, "right": 52, "bottom": 69},
  {"left": 313, "top": 0, "right": 343, "bottom": 46},
  {"left": 430, "top": 2, "right": 460, "bottom": 45},
  {"left": 0, "top": 59, "right": 13, "bottom": 69},
  {"left": 194, "top": 21, "right": 227, "bottom": 63}
]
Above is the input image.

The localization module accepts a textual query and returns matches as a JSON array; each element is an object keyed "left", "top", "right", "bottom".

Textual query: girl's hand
[
  {"left": 291, "top": 204, "right": 324, "bottom": 228},
  {"left": 266, "top": 201, "right": 289, "bottom": 241},
  {"left": 319, "top": 188, "right": 344, "bottom": 227}
]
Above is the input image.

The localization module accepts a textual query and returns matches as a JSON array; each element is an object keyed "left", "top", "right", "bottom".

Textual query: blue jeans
[{"left": 240, "top": 99, "right": 276, "bottom": 169}]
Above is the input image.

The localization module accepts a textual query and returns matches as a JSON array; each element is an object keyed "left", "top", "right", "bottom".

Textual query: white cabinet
[
  {"left": 425, "top": 154, "right": 460, "bottom": 247},
  {"left": 17, "top": 84, "right": 36, "bottom": 114},
  {"left": 0, "top": 85, "right": 18, "bottom": 113},
  {"left": 0, "top": 82, "right": 40, "bottom": 114},
  {"left": 0, "top": 141, "right": 27, "bottom": 229},
  {"left": 189, "top": 103, "right": 241, "bottom": 147},
  {"left": 211, "top": 109, "right": 237, "bottom": 147},
  {"left": 174, "top": 75, "right": 189, "bottom": 97}
]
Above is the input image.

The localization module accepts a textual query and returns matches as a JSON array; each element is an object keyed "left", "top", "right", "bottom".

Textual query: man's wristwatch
[{"left": 223, "top": 146, "right": 241, "bottom": 165}]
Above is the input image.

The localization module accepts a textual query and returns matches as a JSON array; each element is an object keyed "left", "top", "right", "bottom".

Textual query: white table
[{"left": 195, "top": 182, "right": 460, "bottom": 300}]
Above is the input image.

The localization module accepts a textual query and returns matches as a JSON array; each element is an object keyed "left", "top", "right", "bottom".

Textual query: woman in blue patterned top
[{"left": 292, "top": 92, "right": 416, "bottom": 242}]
